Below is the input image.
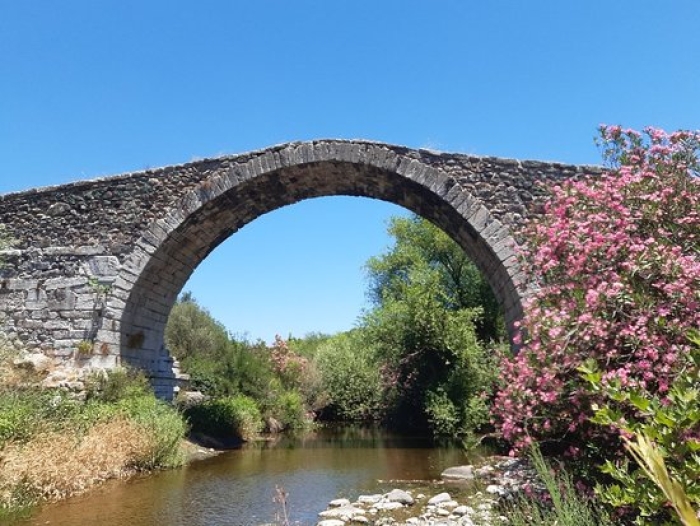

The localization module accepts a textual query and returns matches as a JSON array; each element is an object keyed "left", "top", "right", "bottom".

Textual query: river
[{"left": 18, "top": 426, "right": 487, "bottom": 526}]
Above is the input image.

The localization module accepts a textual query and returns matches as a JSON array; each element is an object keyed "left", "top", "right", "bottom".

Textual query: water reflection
[{"left": 21, "top": 426, "right": 478, "bottom": 526}]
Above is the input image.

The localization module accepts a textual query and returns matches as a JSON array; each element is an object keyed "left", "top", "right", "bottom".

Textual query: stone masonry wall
[{"left": 0, "top": 140, "right": 601, "bottom": 395}]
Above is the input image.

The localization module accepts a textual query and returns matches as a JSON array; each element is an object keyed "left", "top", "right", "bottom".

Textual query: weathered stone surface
[
  {"left": 441, "top": 465, "right": 476, "bottom": 481},
  {"left": 0, "top": 140, "right": 599, "bottom": 398},
  {"left": 428, "top": 492, "right": 452, "bottom": 505},
  {"left": 319, "top": 504, "right": 366, "bottom": 519},
  {"left": 13, "top": 352, "right": 53, "bottom": 372},
  {"left": 385, "top": 489, "right": 415, "bottom": 505}
]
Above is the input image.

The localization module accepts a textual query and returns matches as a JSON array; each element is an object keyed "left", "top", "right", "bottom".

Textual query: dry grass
[{"left": 0, "top": 416, "right": 152, "bottom": 504}]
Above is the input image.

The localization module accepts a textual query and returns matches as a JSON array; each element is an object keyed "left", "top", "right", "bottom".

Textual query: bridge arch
[{"left": 95, "top": 142, "right": 524, "bottom": 394}]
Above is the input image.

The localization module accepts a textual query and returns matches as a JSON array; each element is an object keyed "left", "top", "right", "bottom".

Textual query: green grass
[{"left": 503, "top": 445, "right": 613, "bottom": 526}]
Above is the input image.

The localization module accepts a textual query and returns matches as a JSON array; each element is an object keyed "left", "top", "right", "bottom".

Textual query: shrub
[
  {"left": 76, "top": 340, "right": 93, "bottom": 356},
  {"left": 364, "top": 273, "right": 498, "bottom": 436},
  {"left": 492, "top": 126, "right": 700, "bottom": 457},
  {"left": 164, "top": 293, "right": 230, "bottom": 362},
  {"left": 84, "top": 367, "right": 151, "bottom": 403},
  {"left": 314, "top": 331, "right": 383, "bottom": 422},
  {"left": 0, "top": 389, "right": 82, "bottom": 447},
  {"left": 424, "top": 389, "right": 460, "bottom": 436},
  {"left": 580, "top": 330, "right": 700, "bottom": 524},
  {"left": 504, "top": 444, "right": 613, "bottom": 526},
  {"left": 186, "top": 395, "right": 262, "bottom": 441},
  {"left": 0, "top": 390, "right": 47, "bottom": 447},
  {"left": 0, "top": 389, "right": 186, "bottom": 516},
  {"left": 268, "top": 390, "right": 307, "bottom": 431}
]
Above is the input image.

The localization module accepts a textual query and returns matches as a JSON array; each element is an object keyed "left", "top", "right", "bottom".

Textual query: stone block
[
  {"left": 48, "top": 289, "right": 77, "bottom": 311},
  {"left": 4, "top": 279, "right": 39, "bottom": 291}
]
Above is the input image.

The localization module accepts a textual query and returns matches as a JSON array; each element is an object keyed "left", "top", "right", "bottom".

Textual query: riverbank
[
  {"left": 313, "top": 457, "right": 537, "bottom": 526},
  {"left": 0, "top": 357, "right": 188, "bottom": 521}
]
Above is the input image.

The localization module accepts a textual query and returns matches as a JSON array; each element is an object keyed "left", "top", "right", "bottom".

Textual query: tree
[
  {"left": 165, "top": 293, "right": 274, "bottom": 397},
  {"left": 492, "top": 127, "right": 700, "bottom": 462},
  {"left": 362, "top": 215, "right": 502, "bottom": 436},
  {"left": 366, "top": 215, "right": 505, "bottom": 342},
  {"left": 165, "top": 293, "right": 230, "bottom": 362},
  {"left": 314, "top": 330, "right": 383, "bottom": 422}
]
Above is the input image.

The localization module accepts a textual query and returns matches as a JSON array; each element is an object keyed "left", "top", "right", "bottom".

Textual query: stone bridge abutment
[{"left": 0, "top": 140, "right": 600, "bottom": 398}]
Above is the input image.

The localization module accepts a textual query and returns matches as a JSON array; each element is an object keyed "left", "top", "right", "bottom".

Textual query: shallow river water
[{"left": 20, "top": 426, "right": 484, "bottom": 526}]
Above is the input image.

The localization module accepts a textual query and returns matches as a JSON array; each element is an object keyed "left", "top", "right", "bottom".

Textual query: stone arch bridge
[{"left": 0, "top": 140, "right": 599, "bottom": 398}]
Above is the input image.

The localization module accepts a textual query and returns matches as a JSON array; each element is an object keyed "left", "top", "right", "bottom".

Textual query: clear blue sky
[{"left": 1, "top": 2, "right": 698, "bottom": 342}]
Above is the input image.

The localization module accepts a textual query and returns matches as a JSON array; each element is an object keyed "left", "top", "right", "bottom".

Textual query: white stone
[
  {"left": 317, "top": 520, "right": 345, "bottom": 526},
  {"left": 475, "top": 465, "right": 495, "bottom": 477},
  {"left": 373, "top": 501, "right": 403, "bottom": 511},
  {"left": 486, "top": 484, "right": 507, "bottom": 496},
  {"left": 357, "top": 494, "right": 382, "bottom": 504},
  {"left": 385, "top": 488, "right": 414, "bottom": 505},
  {"left": 427, "top": 492, "right": 452, "bottom": 505},
  {"left": 319, "top": 505, "right": 365, "bottom": 519},
  {"left": 329, "top": 498, "right": 351, "bottom": 508},
  {"left": 14, "top": 352, "right": 53, "bottom": 372},
  {"left": 441, "top": 465, "right": 475, "bottom": 481}
]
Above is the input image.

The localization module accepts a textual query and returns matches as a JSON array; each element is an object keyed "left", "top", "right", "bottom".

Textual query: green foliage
[
  {"left": 0, "top": 390, "right": 61, "bottom": 447},
  {"left": 268, "top": 390, "right": 307, "bottom": 431},
  {"left": 424, "top": 389, "right": 460, "bottom": 436},
  {"left": 76, "top": 340, "right": 93, "bottom": 356},
  {"left": 504, "top": 444, "right": 613, "bottom": 526},
  {"left": 287, "top": 332, "right": 332, "bottom": 359},
  {"left": 314, "top": 331, "right": 383, "bottom": 421},
  {"left": 580, "top": 331, "right": 700, "bottom": 525},
  {"left": 164, "top": 215, "right": 504, "bottom": 440},
  {"left": 366, "top": 215, "right": 505, "bottom": 342},
  {"left": 363, "top": 265, "right": 499, "bottom": 436},
  {"left": 0, "top": 370, "right": 186, "bottom": 471},
  {"left": 185, "top": 395, "right": 263, "bottom": 441},
  {"left": 165, "top": 295, "right": 326, "bottom": 431},
  {"left": 166, "top": 294, "right": 276, "bottom": 399},
  {"left": 84, "top": 367, "right": 151, "bottom": 403},
  {"left": 165, "top": 292, "right": 231, "bottom": 363},
  {"left": 0, "top": 478, "right": 39, "bottom": 522}
]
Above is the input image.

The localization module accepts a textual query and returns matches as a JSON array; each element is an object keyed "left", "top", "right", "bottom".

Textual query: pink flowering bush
[
  {"left": 580, "top": 330, "right": 700, "bottom": 524},
  {"left": 491, "top": 126, "right": 700, "bottom": 459},
  {"left": 269, "top": 334, "right": 310, "bottom": 390}
]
